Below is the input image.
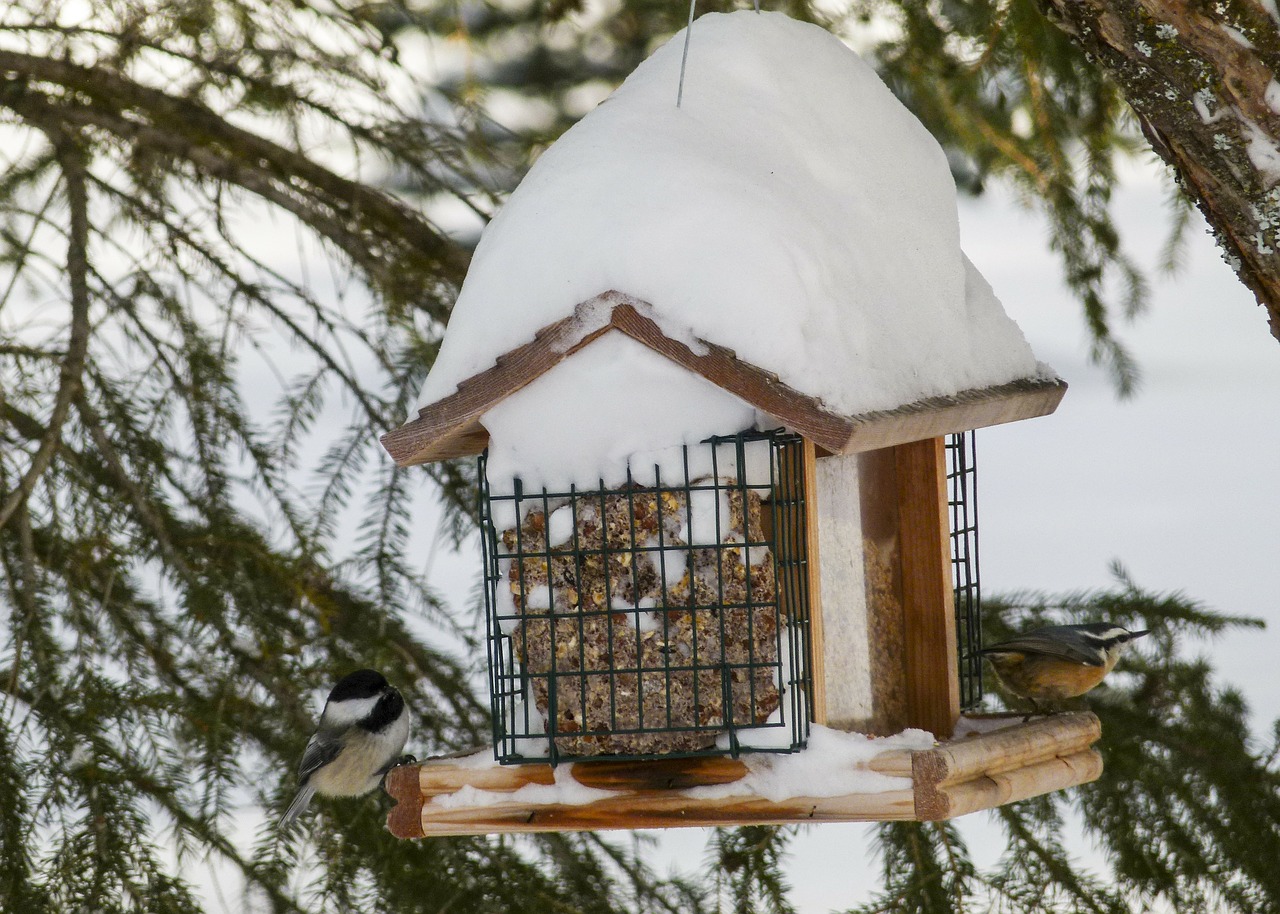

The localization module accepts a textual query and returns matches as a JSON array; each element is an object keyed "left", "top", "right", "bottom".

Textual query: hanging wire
[
  {"left": 677, "top": 1, "right": 763, "bottom": 107},
  {"left": 676, "top": 0, "right": 697, "bottom": 107}
]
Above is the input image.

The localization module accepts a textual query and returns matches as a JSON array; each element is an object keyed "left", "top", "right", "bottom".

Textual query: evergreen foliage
[
  {"left": 849, "top": 568, "right": 1280, "bottom": 914},
  {"left": 0, "top": 2, "right": 691, "bottom": 910},
  {"left": 709, "top": 825, "right": 798, "bottom": 914},
  {"left": 1, "top": 1, "right": 1276, "bottom": 913}
]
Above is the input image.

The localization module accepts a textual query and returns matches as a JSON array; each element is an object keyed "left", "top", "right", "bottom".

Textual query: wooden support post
[
  {"left": 895, "top": 437, "right": 959, "bottom": 739},
  {"left": 850, "top": 447, "right": 908, "bottom": 735}
]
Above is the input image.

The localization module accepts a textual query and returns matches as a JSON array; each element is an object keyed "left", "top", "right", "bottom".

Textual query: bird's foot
[
  {"left": 1021, "top": 704, "right": 1061, "bottom": 723},
  {"left": 377, "top": 754, "right": 418, "bottom": 777}
]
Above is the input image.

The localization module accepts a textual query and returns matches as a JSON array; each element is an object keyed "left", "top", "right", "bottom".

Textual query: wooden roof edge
[
  {"left": 380, "top": 293, "right": 627, "bottom": 466},
  {"left": 830, "top": 374, "right": 1068, "bottom": 456},
  {"left": 380, "top": 290, "right": 855, "bottom": 466},
  {"left": 604, "top": 301, "right": 857, "bottom": 452},
  {"left": 380, "top": 290, "right": 1067, "bottom": 467}
]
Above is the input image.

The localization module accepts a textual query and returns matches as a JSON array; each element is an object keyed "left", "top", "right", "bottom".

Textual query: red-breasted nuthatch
[{"left": 980, "top": 623, "right": 1148, "bottom": 715}]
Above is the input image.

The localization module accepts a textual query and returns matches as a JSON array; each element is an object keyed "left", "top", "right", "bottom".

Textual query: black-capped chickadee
[
  {"left": 980, "top": 623, "right": 1149, "bottom": 716},
  {"left": 279, "top": 669, "right": 411, "bottom": 829}
]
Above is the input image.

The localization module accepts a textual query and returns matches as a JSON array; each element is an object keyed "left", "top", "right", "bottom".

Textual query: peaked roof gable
[{"left": 381, "top": 291, "right": 1065, "bottom": 467}]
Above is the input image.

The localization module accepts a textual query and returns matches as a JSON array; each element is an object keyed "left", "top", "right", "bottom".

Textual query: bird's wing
[
  {"left": 980, "top": 631, "right": 1105, "bottom": 667},
  {"left": 278, "top": 783, "right": 316, "bottom": 830},
  {"left": 297, "top": 730, "right": 344, "bottom": 783}
]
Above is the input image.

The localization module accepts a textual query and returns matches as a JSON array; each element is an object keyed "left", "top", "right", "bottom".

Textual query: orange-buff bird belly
[{"left": 985, "top": 651, "right": 1117, "bottom": 702}]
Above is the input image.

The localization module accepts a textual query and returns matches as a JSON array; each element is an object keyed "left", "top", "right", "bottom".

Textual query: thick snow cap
[{"left": 415, "top": 10, "right": 1045, "bottom": 419}]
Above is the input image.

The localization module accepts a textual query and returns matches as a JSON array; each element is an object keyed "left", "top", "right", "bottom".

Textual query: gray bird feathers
[
  {"left": 278, "top": 783, "right": 317, "bottom": 830},
  {"left": 981, "top": 622, "right": 1148, "bottom": 668},
  {"left": 279, "top": 669, "right": 410, "bottom": 830}
]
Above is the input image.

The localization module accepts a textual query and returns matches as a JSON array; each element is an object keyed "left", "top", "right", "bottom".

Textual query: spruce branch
[
  {"left": 0, "top": 179, "right": 56, "bottom": 317},
  {"left": 0, "top": 48, "right": 469, "bottom": 307},
  {"left": 0, "top": 129, "right": 91, "bottom": 533}
]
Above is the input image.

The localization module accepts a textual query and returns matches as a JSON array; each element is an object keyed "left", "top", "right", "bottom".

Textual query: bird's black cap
[
  {"left": 1070, "top": 623, "right": 1149, "bottom": 642},
  {"left": 363, "top": 688, "right": 406, "bottom": 733},
  {"left": 327, "top": 669, "right": 389, "bottom": 702}
]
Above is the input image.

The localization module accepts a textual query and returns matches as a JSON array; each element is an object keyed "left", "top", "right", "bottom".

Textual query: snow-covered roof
[{"left": 384, "top": 12, "right": 1063, "bottom": 467}]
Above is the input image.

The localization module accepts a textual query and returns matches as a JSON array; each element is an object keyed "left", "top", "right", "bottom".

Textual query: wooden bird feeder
[
  {"left": 378, "top": 12, "right": 1103, "bottom": 837},
  {"left": 378, "top": 292, "right": 1100, "bottom": 837}
]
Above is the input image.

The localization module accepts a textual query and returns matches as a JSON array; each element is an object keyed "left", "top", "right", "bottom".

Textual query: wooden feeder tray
[{"left": 385, "top": 712, "right": 1101, "bottom": 837}]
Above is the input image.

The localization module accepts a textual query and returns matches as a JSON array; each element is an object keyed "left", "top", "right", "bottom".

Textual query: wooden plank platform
[{"left": 385, "top": 712, "right": 1102, "bottom": 837}]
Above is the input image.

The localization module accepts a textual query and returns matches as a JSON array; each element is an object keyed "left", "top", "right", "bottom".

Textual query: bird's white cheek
[
  {"left": 321, "top": 696, "right": 379, "bottom": 728},
  {"left": 385, "top": 711, "right": 410, "bottom": 759}
]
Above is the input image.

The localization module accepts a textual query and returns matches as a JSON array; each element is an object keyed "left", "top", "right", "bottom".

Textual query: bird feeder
[{"left": 379, "top": 11, "right": 1103, "bottom": 837}]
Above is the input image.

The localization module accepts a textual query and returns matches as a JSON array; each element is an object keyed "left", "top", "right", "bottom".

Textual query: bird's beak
[{"left": 1128, "top": 629, "right": 1150, "bottom": 640}]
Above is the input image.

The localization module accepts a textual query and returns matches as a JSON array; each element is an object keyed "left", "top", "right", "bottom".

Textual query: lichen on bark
[{"left": 1039, "top": 0, "right": 1280, "bottom": 339}]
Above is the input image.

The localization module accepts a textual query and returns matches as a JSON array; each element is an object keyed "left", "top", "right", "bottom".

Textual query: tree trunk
[{"left": 1038, "top": 0, "right": 1280, "bottom": 341}]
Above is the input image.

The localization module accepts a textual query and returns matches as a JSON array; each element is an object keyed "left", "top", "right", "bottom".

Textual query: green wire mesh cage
[
  {"left": 480, "top": 429, "right": 812, "bottom": 765},
  {"left": 947, "top": 430, "right": 983, "bottom": 712}
]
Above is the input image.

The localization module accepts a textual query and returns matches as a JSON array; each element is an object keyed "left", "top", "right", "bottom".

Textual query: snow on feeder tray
[{"left": 379, "top": 11, "right": 1103, "bottom": 835}]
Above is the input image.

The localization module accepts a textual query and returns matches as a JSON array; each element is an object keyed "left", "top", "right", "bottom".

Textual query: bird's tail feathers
[{"left": 278, "top": 784, "right": 316, "bottom": 830}]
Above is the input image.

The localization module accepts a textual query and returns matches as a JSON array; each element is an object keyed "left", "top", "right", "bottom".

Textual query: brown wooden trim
[
  {"left": 800, "top": 438, "right": 827, "bottom": 725},
  {"left": 929, "top": 712, "right": 1102, "bottom": 783},
  {"left": 406, "top": 787, "right": 920, "bottom": 836},
  {"left": 380, "top": 295, "right": 620, "bottom": 466},
  {"left": 384, "top": 764, "right": 427, "bottom": 839},
  {"left": 418, "top": 759, "right": 555, "bottom": 797},
  {"left": 606, "top": 303, "right": 856, "bottom": 451},
  {"left": 379, "top": 291, "right": 1066, "bottom": 467},
  {"left": 833, "top": 377, "right": 1066, "bottom": 456},
  {"left": 913, "top": 713, "right": 1101, "bottom": 791},
  {"left": 943, "top": 748, "right": 1102, "bottom": 818},
  {"left": 570, "top": 755, "right": 749, "bottom": 791},
  {"left": 384, "top": 713, "right": 1101, "bottom": 837},
  {"left": 896, "top": 437, "right": 959, "bottom": 739}
]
